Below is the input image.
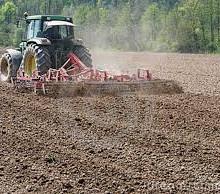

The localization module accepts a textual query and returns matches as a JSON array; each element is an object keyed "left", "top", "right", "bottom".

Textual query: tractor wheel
[
  {"left": 0, "top": 53, "right": 19, "bottom": 82},
  {"left": 22, "top": 44, "right": 51, "bottom": 76},
  {"left": 72, "top": 45, "right": 92, "bottom": 68}
]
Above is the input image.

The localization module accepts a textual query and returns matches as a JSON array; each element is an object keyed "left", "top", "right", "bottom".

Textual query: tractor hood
[{"left": 45, "top": 21, "right": 76, "bottom": 28}]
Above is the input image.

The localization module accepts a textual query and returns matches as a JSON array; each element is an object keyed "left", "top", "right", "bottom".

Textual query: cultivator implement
[
  {"left": 44, "top": 53, "right": 152, "bottom": 82},
  {"left": 11, "top": 52, "right": 183, "bottom": 97}
]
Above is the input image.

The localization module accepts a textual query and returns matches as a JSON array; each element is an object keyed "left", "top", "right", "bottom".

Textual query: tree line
[{"left": 0, "top": 0, "right": 220, "bottom": 53}]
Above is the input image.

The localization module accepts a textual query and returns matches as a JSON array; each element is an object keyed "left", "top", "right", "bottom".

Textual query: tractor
[
  {"left": 0, "top": 14, "right": 92, "bottom": 82},
  {"left": 0, "top": 14, "right": 183, "bottom": 96}
]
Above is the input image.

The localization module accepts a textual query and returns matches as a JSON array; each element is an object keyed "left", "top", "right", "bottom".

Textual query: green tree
[
  {"left": 0, "top": 0, "right": 16, "bottom": 24},
  {"left": 0, "top": 0, "right": 16, "bottom": 46}
]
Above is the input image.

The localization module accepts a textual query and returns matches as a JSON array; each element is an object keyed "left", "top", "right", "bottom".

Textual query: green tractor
[{"left": 0, "top": 14, "right": 92, "bottom": 82}]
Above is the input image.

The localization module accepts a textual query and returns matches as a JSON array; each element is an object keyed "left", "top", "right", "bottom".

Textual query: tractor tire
[
  {"left": 72, "top": 45, "right": 92, "bottom": 68},
  {"left": 0, "top": 53, "right": 20, "bottom": 82},
  {"left": 22, "top": 44, "right": 51, "bottom": 76}
]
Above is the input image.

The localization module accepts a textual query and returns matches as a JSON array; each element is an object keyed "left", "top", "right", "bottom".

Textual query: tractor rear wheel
[
  {"left": 72, "top": 45, "right": 92, "bottom": 68},
  {"left": 0, "top": 53, "right": 19, "bottom": 82},
  {"left": 22, "top": 44, "right": 51, "bottom": 76}
]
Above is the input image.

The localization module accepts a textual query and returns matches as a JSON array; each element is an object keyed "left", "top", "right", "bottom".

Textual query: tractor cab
[
  {"left": 24, "top": 15, "right": 75, "bottom": 41},
  {"left": 42, "top": 21, "right": 75, "bottom": 40},
  {"left": 0, "top": 14, "right": 92, "bottom": 83}
]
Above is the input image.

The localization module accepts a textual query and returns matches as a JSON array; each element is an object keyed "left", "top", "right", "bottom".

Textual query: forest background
[{"left": 0, "top": 0, "right": 220, "bottom": 53}]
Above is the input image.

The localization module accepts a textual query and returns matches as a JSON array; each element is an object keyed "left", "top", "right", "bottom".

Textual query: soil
[
  {"left": 93, "top": 51, "right": 220, "bottom": 95},
  {"left": 0, "top": 50, "right": 220, "bottom": 194}
]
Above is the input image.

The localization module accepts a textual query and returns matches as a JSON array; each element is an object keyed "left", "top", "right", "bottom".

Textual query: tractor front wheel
[
  {"left": 0, "top": 53, "right": 19, "bottom": 82},
  {"left": 22, "top": 44, "right": 51, "bottom": 76}
]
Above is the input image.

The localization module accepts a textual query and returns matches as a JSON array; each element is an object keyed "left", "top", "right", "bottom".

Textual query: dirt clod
[
  {"left": 78, "top": 179, "right": 85, "bottom": 184},
  {"left": 0, "top": 166, "right": 4, "bottom": 171}
]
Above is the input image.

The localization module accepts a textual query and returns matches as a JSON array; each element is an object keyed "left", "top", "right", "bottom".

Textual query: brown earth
[
  {"left": 0, "top": 50, "right": 220, "bottom": 193},
  {"left": 92, "top": 51, "right": 220, "bottom": 95}
]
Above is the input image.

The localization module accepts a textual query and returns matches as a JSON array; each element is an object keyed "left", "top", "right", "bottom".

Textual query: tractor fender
[
  {"left": 27, "top": 38, "right": 51, "bottom": 46},
  {"left": 6, "top": 49, "right": 23, "bottom": 69}
]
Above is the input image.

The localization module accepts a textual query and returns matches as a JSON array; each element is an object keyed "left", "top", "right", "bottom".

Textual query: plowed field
[{"left": 0, "top": 51, "right": 220, "bottom": 193}]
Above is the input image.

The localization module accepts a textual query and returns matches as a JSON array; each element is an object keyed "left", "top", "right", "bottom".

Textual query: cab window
[
  {"left": 26, "top": 20, "right": 41, "bottom": 39},
  {"left": 60, "top": 26, "right": 68, "bottom": 39}
]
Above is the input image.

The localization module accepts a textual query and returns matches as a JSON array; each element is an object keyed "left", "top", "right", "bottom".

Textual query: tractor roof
[
  {"left": 27, "top": 15, "right": 73, "bottom": 22},
  {"left": 44, "top": 21, "right": 76, "bottom": 29}
]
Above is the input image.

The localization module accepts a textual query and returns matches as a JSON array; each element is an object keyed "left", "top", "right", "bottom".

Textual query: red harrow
[{"left": 12, "top": 53, "right": 182, "bottom": 96}]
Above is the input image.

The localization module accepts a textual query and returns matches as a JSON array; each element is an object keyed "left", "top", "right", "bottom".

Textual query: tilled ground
[
  {"left": 93, "top": 51, "right": 220, "bottom": 95},
  {"left": 0, "top": 51, "right": 220, "bottom": 193}
]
